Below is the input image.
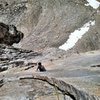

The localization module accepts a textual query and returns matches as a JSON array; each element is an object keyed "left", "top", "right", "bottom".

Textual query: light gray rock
[{"left": 20, "top": 75, "right": 100, "bottom": 100}]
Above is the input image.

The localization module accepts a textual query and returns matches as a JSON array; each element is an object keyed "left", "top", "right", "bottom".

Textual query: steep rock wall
[
  {"left": 0, "top": 0, "right": 95, "bottom": 50},
  {"left": 21, "top": 0, "right": 95, "bottom": 50}
]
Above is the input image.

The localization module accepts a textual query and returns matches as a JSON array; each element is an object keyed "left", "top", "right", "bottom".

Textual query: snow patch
[
  {"left": 59, "top": 21, "right": 95, "bottom": 51},
  {"left": 85, "top": 0, "right": 100, "bottom": 9}
]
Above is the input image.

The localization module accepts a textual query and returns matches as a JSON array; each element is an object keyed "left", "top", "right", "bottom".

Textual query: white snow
[
  {"left": 59, "top": 0, "right": 99, "bottom": 51},
  {"left": 85, "top": 0, "right": 100, "bottom": 9},
  {"left": 59, "top": 21, "right": 95, "bottom": 51}
]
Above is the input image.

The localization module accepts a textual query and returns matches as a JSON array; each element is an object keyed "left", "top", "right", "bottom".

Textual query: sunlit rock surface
[{"left": 0, "top": 44, "right": 100, "bottom": 100}]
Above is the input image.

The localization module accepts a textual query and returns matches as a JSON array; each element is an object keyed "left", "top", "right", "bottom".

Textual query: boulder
[{"left": 0, "top": 22, "right": 24, "bottom": 45}]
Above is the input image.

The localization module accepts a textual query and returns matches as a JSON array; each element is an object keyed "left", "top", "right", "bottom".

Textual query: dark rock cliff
[{"left": 0, "top": 22, "right": 24, "bottom": 45}]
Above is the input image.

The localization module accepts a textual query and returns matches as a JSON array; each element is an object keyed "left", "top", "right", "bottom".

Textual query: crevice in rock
[{"left": 0, "top": 79, "right": 4, "bottom": 87}]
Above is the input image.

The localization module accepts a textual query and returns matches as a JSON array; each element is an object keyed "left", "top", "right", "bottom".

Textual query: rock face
[
  {"left": 21, "top": 0, "right": 96, "bottom": 50},
  {"left": 0, "top": 44, "right": 41, "bottom": 70},
  {"left": 0, "top": 45, "right": 100, "bottom": 99},
  {"left": 71, "top": 12, "right": 100, "bottom": 53},
  {"left": 0, "top": 74, "right": 99, "bottom": 100},
  {"left": 0, "top": 0, "right": 96, "bottom": 50},
  {"left": 0, "top": 22, "right": 24, "bottom": 45},
  {"left": 0, "top": 0, "right": 99, "bottom": 52},
  {"left": 0, "top": 1, "right": 100, "bottom": 100},
  {"left": 20, "top": 75, "right": 100, "bottom": 100}
]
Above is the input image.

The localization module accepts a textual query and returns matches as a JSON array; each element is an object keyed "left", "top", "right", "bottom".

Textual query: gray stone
[{"left": 0, "top": 44, "right": 41, "bottom": 69}]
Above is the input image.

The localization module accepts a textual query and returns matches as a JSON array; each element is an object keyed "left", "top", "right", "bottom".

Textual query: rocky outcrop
[
  {"left": 0, "top": 22, "right": 24, "bottom": 45},
  {"left": 20, "top": 75, "right": 100, "bottom": 100},
  {"left": 0, "top": 44, "right": 41, "bottom": 71},
  {"left": 97, "top": 0, "right": 100, "bottom": 2}
]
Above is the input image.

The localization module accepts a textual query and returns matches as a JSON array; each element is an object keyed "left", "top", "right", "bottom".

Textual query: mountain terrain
[{"left": 0, "top": 0, "right": 100, "bottom": 100}]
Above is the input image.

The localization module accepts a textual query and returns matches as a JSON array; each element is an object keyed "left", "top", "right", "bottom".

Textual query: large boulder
[{"left": 0, "top": 22, "right": 24, "bottom": 45}]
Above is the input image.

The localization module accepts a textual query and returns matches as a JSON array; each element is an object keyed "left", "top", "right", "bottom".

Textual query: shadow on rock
[{"left": 0, "top": 22, "right": 24, "bottom": 45}]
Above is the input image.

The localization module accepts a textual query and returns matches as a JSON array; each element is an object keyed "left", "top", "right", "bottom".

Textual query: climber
[{"left": 37, "top": 62, "right": 46, "bottom": 72}]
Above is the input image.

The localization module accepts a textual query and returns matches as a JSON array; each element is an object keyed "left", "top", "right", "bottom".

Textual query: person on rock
[{"left": 37, "top": 62, "right": 46, "bottom": 72}]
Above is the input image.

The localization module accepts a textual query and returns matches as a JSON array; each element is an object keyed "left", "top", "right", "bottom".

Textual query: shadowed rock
[
  {"left": 0, "top": 79, "right": 4, "bottom": 87},
  {"left": 91, "top": 64, "right": 100, "bottom": 67},
  {"left": 0, "top": 67, "right": 8, "bottom": 72},
  {"left": 0, "top": 22, "right": 24, "bottom": 45}
]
